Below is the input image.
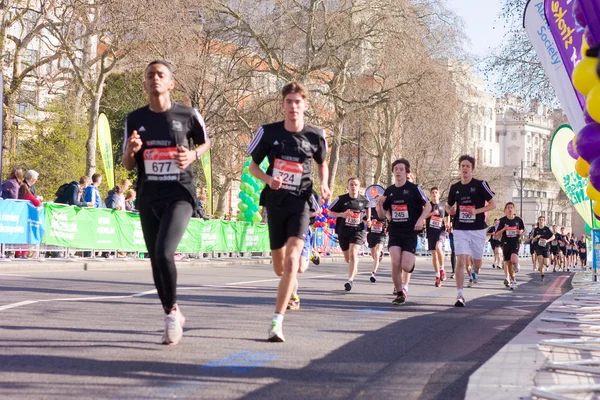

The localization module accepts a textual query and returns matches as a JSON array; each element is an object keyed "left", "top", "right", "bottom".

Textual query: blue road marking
[{"left": 202, "top": 350, "right": 252, "bottom": 368}]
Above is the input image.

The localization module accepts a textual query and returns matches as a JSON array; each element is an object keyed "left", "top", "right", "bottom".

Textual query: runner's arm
[
  {"left": 415, "top": 202, "right": 432, "bottom": 230},
  {"left": 316, "top": 162, "right": 331, "bottom": 200}
]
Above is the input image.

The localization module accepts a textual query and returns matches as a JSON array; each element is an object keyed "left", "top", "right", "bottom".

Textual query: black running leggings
[
  {"left": 139, "top": 201, "right": 193, "bottom": 311},
  {"left": 449, "top": 232, "right": 456, "bottom": 273}
]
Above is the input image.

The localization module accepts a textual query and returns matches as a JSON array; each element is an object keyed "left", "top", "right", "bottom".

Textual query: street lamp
[{"left": 513, "top": 160, "right": 537, "bottom": 217}]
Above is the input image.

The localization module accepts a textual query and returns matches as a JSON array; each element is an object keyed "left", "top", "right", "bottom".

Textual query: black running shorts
[
  {"left": 559, "top": 246, "right": 567, "bottom": 255},
  {"left": 502, "top": 242, "right": 520, "bottom": 261},
  {"left": 265, "top": 194, "right": 310, "bottom": 250},
  {"left": 535, "top": 245, "right": 550, "bottom": 258},
  {"left": 367, "top": 232, "right": 386, "bottom": 248},
  {"left": 550, "top": 246, "right": 559, "bottom": 255},
  {"left": 338, "top": 230, "right": 366, "bottom": 251},
  {"left": 490, "top": 239, "right": 502, "bottom": 249},
  {"left": 427, "top": 230, "right": 447, "bottom": 251},
  {"left": 388, "top": 233, "right": 418, "bottom": 254}
]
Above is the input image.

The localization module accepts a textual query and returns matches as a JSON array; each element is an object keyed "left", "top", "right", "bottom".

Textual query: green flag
[
  {"left": 97, "top": 113, "right": 115, "bottom": 188},
  {"left": 200, "top": 150, "right": 212, "bottom": 214}
]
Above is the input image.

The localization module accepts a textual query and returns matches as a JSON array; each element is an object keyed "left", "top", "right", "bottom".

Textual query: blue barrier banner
[{"left": 0, "top": 200, "right": 44, "bottom": 244}]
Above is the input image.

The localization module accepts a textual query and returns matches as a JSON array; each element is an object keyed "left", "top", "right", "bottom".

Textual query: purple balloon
[
  {"left": 574, "top": 0, "right": 587, "bottom": 28},
  {"left": 576, "top": 122, "right": 600, "bottom": 163},
  {"left": 567, "top": 140, "right": 579, "bottom": 159},
  {"left": 585, "top": 109, "right": 596, "bottom": 124},
  {"left": 590, "top": 157, "right": 600, "bottom": 191},
  {"left": 585, "top": 26, "right": 599, "bottom": 47}
]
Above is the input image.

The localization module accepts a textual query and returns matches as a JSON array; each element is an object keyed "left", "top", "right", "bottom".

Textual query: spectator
[
  {"left": 84, "top": 173, "right": 103, "bottom": 208},
  {"left": 18, "top": 183, "right": 41, "bottom": 207},
  {"left": 124, "top": 189, "right": 136, "bottom": 211},
  {"left": 24, "top": 170, "right": 40, "bottom": 199},
  {"left": 1, "top": 167, "right": 25, "bottom": 199},
  {"left": 55, "top": 176, "right": 93, "bottom": 207},
  {"left": 104, "top": 186, "right": 123, "bottom": 209},
  {"left": 117, "top": 178, "right": 131, "bottom": 210},
  {"left": 15, "top": 183, "right": 41, "bottom": 259}
]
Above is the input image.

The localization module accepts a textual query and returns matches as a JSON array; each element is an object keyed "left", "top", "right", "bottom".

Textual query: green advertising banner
[{"left": 43, "top": 204, "right": 270, "bottom": 252}]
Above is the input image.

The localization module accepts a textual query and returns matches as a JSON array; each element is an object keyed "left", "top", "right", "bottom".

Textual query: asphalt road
[{"left": 0, "top": 257, "right": 572, "bottom": 399}]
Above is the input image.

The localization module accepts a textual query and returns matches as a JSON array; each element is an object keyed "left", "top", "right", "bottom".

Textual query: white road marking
[{"left": 0, "top": 300, "right": 38, "bottom": 311}]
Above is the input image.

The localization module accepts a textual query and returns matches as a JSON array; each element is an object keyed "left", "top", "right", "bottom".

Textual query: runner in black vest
[
  {"left": 122, "top": 60, "right": 210, "bottom": 345},
  {"left": 578, "top": 235, "right": 588, "bottom": 270},
  {"left": 329, "top": 178, "right": 370, "bottom": 292},
  {"left": 494, "top": 202, "right": 524, "bottom": 290},
  {"left": 247, "top": 82, "right": 330, "bottom": 342},
  {"left": 486, "top": 220, "right": 502, "bottom": 270},
  {"left": 366, "top": 199, "right": 386, "bottom": 283},
  {"left": 425, "top": 186, "right": 449, "bottom": 287},
  {"left": 550, "top": 224, "right": 561, "bottom": 272}
]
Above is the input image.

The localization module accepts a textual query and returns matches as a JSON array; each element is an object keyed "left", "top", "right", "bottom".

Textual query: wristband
[{"left": 195, "top": 150, "right": 200, "bottom": 160}]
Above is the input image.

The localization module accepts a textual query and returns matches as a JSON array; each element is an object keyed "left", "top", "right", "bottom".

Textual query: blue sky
[{"left": 446, "top": 0, "right": 509, "bottom": 57}]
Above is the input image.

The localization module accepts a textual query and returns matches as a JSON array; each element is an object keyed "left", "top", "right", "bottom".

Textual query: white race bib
[
  {"left": 345, "top": 212, "right": 361, "bottom": 227},
  {"left": 506, "top": 227, "right": 518, "bottom": 237},
  {"left": 273, "top": 158, "right": 303, "bottom": 189},
  {"left": 391, "top": 204, "right": 408, "bottom": 221},
  {"left": 371, "top": 220, "right": 383, "bottom": 233},
  {"left": 143, "top": 147, "right": 179, "bottom": 180},
  {"left": 429, "top": 216, "right": 443, "bottom": 229},
  {"left": 459, "top": 205, "right": 476, "bottom": 222},
  {"left": 539, "top": 239, "right": 547, "bottom": 247}
]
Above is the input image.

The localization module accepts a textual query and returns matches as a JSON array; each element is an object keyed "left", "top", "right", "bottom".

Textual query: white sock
[
  {"left": 458, "top": 289, "right": 463, "bottom": 297},
  {"left": 440, "top": 265, "right": 445, "bottom": 271},
  {"left": 402, "top": 285, "right": 407, "bottom": 293},
  {"left": 436, "top": 272, "right": 440, "bottom": 278},
  {"left": 273, "top": 313, "right": 284, "bottom": 323}
]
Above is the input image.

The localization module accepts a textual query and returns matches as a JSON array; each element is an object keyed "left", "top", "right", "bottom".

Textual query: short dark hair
[
  {"left": 348, "top": 177, "right": 360, "bottom": 184},
  {"left": 430, "top": 186, "right": 439, "bottom": 192},
  {"left": 281, "top": 82, "right": 308, "bottom": 100},
  {"left": 504, "top": 202, "right": 515, "bottom": 210},
  {"left": 91, "top": 173, "right": 102, "bottom": 183},
  {"left": 459, "top": 155, "right": 476, "bottom": 168},
  {"left": 145, "top": 60, "right": 173, "bottom": 75},
  {"left": 391, "top": 158, "right": 410, "bottom": 173}
]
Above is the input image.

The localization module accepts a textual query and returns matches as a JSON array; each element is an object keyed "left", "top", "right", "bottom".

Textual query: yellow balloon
[
  {"left": 588, "top": 184, "right": 600, "bottom": 202},
  {"left": 575, "top": 157, "right": 590, "bottom": 177},
  {"left": 582, "top": 36, "right": 589, "bottom": 55},
  {"left": 573, "top": 57, "right": 600, "bottom": 96},
  {"left": 594, "top": 201, "right": 600, "bottom": 217},
  {"left": 587, "top": 85, "right": 600, "bottom": 122}
]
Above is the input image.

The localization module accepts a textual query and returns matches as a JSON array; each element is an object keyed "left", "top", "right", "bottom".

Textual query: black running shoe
[
  {"left": 392, "top": 294, "right": 406, "bottom": 305},
  {"left": 344, "top": 281, "right": 352, "bottom": 291},
  {"left": 454, "top": 296, "right": 466, "bottom": 307},
  {"left": 541, "top": 274, "right": 545, "bottom": 282}
]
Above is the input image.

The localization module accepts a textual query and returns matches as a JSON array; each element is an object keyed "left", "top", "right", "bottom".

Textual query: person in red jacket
[{"left": 15, "top": 183, "right": 41, "bottom": 258}]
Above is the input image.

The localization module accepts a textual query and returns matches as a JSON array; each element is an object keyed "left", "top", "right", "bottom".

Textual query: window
[
  {"left": 511, "top": 132, "right": 516, "bottom": 140},
  {"left": 488, "top": 149, "right": 492, "bottom": 164},
  {"left": 16, "top": 90, "right": 37, "bottom": 115},
  {"left": 22, "top": 49, "right": 39, "bottom": 66},
  {"left": 477, "top": 125, "right": 481, "bottom": 140},
  {"left": 483, "top": 128, "right": 487, "bottom": 141},
  {"left": 496, "top": 132, "right": 499, "bottom": 143}
]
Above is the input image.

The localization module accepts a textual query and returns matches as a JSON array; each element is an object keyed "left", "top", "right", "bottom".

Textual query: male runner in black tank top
[{"left": 122, "top": 60, "right": 210, "bottom": 346}]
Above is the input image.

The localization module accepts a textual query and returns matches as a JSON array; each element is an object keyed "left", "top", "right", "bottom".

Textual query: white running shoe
[
  {"left": 454, "top": 295, "right": 466, "bottom": 307},
  {"left": 162, "top": 306, "right": 185, "bottom": 345},
  {"left": 509, "top": 281, "right": 517, "bottom": 290},
  {"left": 268, "top": 320, "right": 285, "bottom": 342}
]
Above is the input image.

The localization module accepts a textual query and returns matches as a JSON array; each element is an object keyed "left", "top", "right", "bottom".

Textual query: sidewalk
[{"left": 466, "top": 270, "right": 600, "bottom": 400}]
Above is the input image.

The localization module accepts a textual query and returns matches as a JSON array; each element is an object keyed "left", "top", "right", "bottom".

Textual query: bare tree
[{"left": 0, "top": 0, "right": 64, "bottom": 165}]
